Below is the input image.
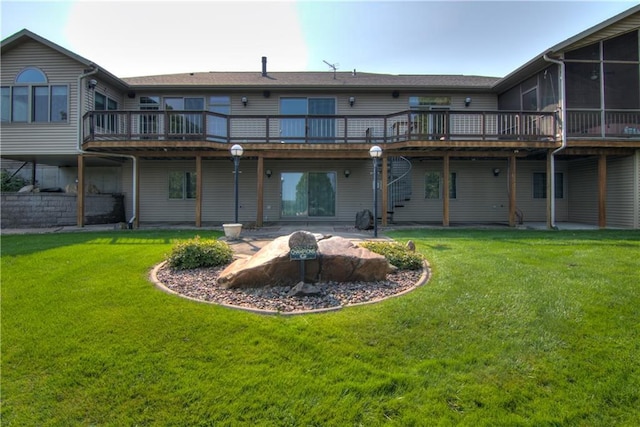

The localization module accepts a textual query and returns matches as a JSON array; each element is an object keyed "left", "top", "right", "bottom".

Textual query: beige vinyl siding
[
  {"left": 607, "top": 155, "right": 637, "bottom": 228},
  {"left": 636, "top": 150, "right": 640, "bottom": 229},
  {"left": 393, "top": 159, "right": 568, "bottom": 224},
  {"left": 121, "top": 159, "right": 134, "bottom": 221},
  {"left": 259, "top": 159, "right": 373, "bottom": 222},
  {"left": 201, "top": 159, "right": 257, "bottom": 223},
  {"left": 137, "top": 160, "right": 198, "bottom": 222},
  {"left": 121, "top": 91, "right": 497, "bottom": 142},
  {"left": 132, "top": 158, "right": 371, "bottom": 224},
  {"left": 568, "top": 158, "right": 599, "bottom": 225},
  {"left": 511, "top": 160, "right": 569, "bottom": 222},
  {"left": 567, "top": 154, "right": 639, "bottom": 228},
  {"left": 1, "top": 39, "right": 84, "bottom": 155}
]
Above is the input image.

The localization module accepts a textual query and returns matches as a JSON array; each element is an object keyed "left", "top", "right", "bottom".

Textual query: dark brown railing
[
  {"left": 567, "top": 109, "right": 640, "bottom": 138},
  {"left": 83, "top": 110, "right": 562, "bottom": 144}
]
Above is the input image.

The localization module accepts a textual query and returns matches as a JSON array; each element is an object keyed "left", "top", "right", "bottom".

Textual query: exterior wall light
[
  {"left": 349, "top": 96, "right": 355, "bottom": 107},
  {"left": 266, "top": 169, "right": 272, "bottom": 178},
  {"left": 344, "top": 169, "right": 351, "bottom": 178},
  {"left": 493, "top": 168, "right": 501, "bottom": 177},
  {"left": 241, "top": 96, "right": 248, "bottom": 107},
  {"left": 87, "top": 79, "right": 97, "bottom": 90},
  {"left": 465, "top": 97, "right": 472, "bottom": 107}
]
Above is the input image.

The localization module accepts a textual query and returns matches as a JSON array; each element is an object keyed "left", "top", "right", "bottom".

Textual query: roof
[
  {"left": 1, "top": 29, "right": 128, "bottom": 90},
  {"left": 122, "top": 71, "right": 500, "bottom": 91},
  {"left": 4, "top": 3, "right": 638, "bottom": 95}
]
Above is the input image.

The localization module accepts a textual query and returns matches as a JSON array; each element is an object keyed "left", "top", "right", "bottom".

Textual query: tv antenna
[{"left": 323, "top": 60, "right": 339, "bottom": 79}]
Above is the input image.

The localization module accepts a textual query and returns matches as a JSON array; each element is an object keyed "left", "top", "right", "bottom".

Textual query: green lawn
[{"left": 1, "top": 229, "right": 639, "bottom": 426}]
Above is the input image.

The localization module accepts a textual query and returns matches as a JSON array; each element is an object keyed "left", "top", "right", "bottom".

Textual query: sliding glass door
[
  {"left": 280, "top": 97, "right": 335, "bottom": 142},
  {"left": 281, "top": 172, "right": 336, "bottom": 217}
]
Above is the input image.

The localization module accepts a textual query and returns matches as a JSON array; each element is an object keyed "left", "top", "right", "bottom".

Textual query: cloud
[{"left": 64, "top": 1, "right": 308, "bottom": 77}]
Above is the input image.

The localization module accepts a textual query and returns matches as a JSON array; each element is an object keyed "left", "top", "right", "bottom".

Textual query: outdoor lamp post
[
  {"left": 369, "top": 145, "right": 382, "bottom": 237},
  {"left": 230, "top": 144, "right": 244, "bottom": 223}
]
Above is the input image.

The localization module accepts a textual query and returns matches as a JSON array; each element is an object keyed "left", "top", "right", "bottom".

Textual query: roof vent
[{"left": 262, "top": 56, "right": 267, "bottom": 77}]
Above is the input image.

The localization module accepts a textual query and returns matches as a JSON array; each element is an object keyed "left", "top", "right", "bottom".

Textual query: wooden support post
[
  {"left": 195, "top": 155, "right": 202, "bottom": 227},
  {"left": 257, "top": 156, "right": 264, "bottom": 227},
  {"left": 443, "top": 153, "right": 450, "bottom": 227},
  {"left": 508, "top": 154, "right": 517, "bottom": 227},
  {"left": 134, "top": 158, "right": 140, "bottom": 229},
  {"left": 77, "top": 154, "right": 85, "bottom": 227},
  {"left": 381, "top": 156, "right": 388, "bottom": 226},
  {"left": 598, "top": 154, "right": 607, "bottom": 228}
]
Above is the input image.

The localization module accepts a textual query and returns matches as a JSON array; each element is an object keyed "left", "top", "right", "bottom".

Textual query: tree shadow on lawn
[{"left": 0, "top": 230, "right": 223, "bottom": 257}]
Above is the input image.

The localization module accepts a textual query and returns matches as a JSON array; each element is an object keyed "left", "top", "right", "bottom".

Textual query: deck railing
[
  {"left": 567, "top": 109, "right": 640, "bottom": 137},
  {"left": 82, "top": 110, "right": 560, "bottom": 144}
]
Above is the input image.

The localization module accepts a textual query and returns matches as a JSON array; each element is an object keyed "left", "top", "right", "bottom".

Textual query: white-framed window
[
  {"left": 95, "top": 92, "right": 118, "bottom": 132},
  {"left": 533, "top": 172, "right": 564, "bottom": 199},
  {"left": 169, "top": 171, "right": 197, "bottom": 199},
  {"left": 1, "top": 67, "right": 68, "bottom": 123},
  {"left": 424, "top": 171, "right": 456, "bottom": 199}
]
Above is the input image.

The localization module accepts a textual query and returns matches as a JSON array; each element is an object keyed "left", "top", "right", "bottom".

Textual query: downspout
[
  {"left": 77, "top": 67, "right": 137, "bottom": 226},
  {"left": 543, "top": 54, "right": 567, "bottom": 229}
]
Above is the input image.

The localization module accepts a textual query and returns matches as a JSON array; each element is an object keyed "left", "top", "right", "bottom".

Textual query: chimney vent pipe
[{"left": 262, "top": 56, "right": 267, "bottom": 77}]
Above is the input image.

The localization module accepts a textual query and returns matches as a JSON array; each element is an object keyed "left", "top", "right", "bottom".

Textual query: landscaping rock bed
[{"left": 155, "top": 264, "right": 427, "bottom": 314}]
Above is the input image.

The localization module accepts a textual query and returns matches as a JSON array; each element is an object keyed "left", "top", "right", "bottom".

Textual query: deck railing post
[{"left": 265, "top": 116, "right": 270, "bottom": 143}]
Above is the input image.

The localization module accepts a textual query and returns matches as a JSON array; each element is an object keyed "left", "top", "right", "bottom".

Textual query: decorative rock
[
  {"left": 355, "top": 209, "right": 373, "bottom": 230},
  {"left": 317, "top": 236, "right": 391, "bottom": 282},
  {"left": 406, "top": 240, "right": 416, "bottom": 252},
  {"left": 218, "top": 235, "right": 313, "bottom": 289},
  {"left": 217, "top": 232, "right": 392, "bottom": 289},
  {"left": 287, "top": 281, "right": 322, "bottom": 297}
]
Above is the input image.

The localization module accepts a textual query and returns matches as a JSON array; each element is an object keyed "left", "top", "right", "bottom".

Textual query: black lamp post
[
  {"left": 369, "top": 145, "right": 382, "bottom": 237},
  {"left": 230, "top": 144, "right": 244, "bottom": 223}
]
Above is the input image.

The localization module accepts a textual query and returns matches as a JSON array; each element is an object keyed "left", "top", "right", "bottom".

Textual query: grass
[{"left": 1, "top": 229, "right": 639, "bottom": 426}]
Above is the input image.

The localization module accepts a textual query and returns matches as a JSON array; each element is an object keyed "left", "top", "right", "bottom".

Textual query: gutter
[
  {"left": 77, "top": 67, "right": 137, "bottom": 227},
  {"left": 543, "top": 54, "right": 567, "bottom": 230}
]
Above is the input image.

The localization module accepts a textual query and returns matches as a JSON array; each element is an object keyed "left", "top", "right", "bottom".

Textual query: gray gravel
[{"left": 156, "top": 265, "right": 425, "bottom": 313}]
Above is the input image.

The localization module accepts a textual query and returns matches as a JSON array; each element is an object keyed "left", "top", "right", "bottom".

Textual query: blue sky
[{"left": 1, "top": 1, "right": 636, "bottom": 78}]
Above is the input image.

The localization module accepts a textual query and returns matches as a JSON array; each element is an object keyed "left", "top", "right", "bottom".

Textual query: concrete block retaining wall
[{"left": 1, "top": 193, "right": 125, "bottom": 228}]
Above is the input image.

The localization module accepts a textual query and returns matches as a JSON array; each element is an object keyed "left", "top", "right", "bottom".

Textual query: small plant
[
  {"left": 1, "top": 169, "right": 28, "bottom": 192},
  {"left": 167, "top": 236, "right": 233, "bottom": 270},
  {"left": 359, "top": 241, "right": 424, "bottom": 270}
]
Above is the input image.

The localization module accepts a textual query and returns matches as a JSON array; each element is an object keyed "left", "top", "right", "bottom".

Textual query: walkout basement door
[{"left": 280, "top": 172, "right": 336, "bottom": 217}]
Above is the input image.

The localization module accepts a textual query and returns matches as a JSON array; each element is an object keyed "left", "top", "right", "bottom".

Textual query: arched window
[
  {"left": 15, "top": 67, "right": 47, "bottom": 84},
  {"left": 1, "top": 67, "right": 68, "bottom": 123}
]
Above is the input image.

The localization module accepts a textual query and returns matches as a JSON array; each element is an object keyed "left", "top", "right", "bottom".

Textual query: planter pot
[{"left": 222, "top": 223, "right": 243, "bottom": 239}]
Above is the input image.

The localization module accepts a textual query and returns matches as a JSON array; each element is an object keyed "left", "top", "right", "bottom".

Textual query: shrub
[
  {"left": 1, "top": 169, "right": 28, "bottom": 192},
  {"left": 359, "top": 241, "right": 424, "bottom": 270},
  {"left": 167, "top": 236, "right": 233, "bottom": 270}
]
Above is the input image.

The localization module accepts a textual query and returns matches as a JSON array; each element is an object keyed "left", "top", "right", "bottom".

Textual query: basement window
[
  {"left": 424, "top": 172, "right": 456, "bottom": 199},
  {"left": 169, "top": 171, "right": 197, "bottom": 199},
  {"left": 533, "top": 172, "right": 564, "bottom": 199}
]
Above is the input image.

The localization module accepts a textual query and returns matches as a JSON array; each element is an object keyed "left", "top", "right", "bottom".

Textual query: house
[{"left": 2, "top": 5, "right": 639, "bottom": 229}]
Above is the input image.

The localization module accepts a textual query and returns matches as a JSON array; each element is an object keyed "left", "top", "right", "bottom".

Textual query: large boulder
[{"left": 217, "top": 232, "right": 392, "bottom": 289}]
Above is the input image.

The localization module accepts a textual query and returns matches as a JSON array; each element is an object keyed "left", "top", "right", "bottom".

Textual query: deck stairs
[{"left": 386, "top": 156, "right": 412, "bottom": 222}]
